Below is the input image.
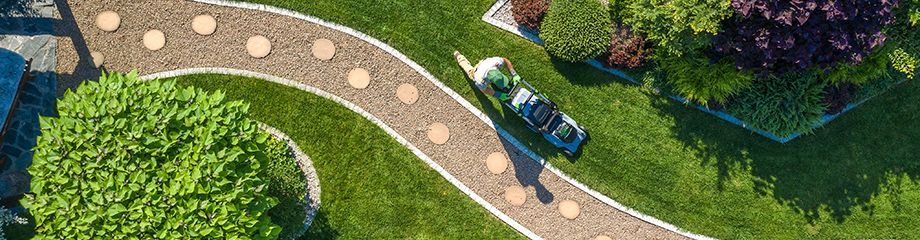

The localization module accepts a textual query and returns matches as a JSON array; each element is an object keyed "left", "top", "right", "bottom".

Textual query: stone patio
[{"left": 0, "top": 0, "right": 58, "bottom": 204}]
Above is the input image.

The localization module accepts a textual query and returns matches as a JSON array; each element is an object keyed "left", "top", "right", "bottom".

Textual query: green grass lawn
[
  {"left": 172, "top": 74, "right": 523, "bottom": 239},
  {"left": 227, "top": 1, "right": 920, "bottom": 238}
]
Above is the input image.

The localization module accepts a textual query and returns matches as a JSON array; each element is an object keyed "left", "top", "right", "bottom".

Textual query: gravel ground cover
[
  {"left": 53, "top": 0, "right": 682, "bottom": 239},
  {"left": 232, "top": 0, "right": 920, "bottom": 239}
]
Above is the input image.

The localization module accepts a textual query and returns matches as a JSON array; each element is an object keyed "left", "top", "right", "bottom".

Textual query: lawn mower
[{"left": 500, "top": 78, "right": 589, "bottom": 157}]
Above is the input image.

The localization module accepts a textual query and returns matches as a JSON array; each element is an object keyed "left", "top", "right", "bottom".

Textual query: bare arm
[{"left": 503, "top": 58, "right": 517, "bottom": 76}]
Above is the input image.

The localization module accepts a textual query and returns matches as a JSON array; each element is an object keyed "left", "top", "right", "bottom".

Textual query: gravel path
[{"left": 54, "top": 0, "right": 686, "bottom": 239}]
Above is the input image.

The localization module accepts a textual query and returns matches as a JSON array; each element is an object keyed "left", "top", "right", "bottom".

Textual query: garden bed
[
  {"left": 482, "top": 0, "right": 907, "bottom": 143},
  {"left": 260, "top": 124, "right": 321, "bottom": 240}
]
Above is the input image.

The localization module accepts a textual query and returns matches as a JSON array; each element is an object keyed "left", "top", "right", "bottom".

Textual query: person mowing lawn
[{"left": 454, "top": 51, "right": 521, "bottom": 101}]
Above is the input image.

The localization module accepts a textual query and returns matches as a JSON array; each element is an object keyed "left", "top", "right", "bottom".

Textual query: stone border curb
[
  {"left": 139, "top": 67, "right": 540, "bottom": 239},
  {"left": 259, "top": 123, "right": 322, "bottom": 239},
  {"left": 481, "top": 0, "right": 907, "bottom": 144}
]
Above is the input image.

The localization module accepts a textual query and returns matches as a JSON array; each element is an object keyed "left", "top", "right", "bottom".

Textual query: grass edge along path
[
  {"left": 172, "top": 74, "right": 523, "bottom": 239},
  {"left": 231, "top": 0, "right": 920, "bottom": 238}
]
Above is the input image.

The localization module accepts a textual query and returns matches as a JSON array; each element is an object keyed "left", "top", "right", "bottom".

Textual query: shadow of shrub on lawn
[
  {"left": 550, "top": 58, "right": 620, "bottom": 87},
  {"left": 300, "top": 211, "right": 339, "bottom": 240},
  {"left": 649, "top": 78, "right": 920, "bottom": 224}
]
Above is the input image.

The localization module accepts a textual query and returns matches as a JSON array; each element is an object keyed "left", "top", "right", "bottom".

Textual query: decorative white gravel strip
[
  {"left": 168, "top": 1, "right": 711, "bottom": 239},
  {"left": 259, "top": 123, "right": 322, "bottom": 240},
  {"left": 139, "top": 67, "right": 541, "bottom": 240}
]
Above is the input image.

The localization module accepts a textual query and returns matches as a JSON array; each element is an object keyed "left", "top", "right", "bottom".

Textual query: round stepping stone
[
  {"left": 347, "top": 68, "right": 371, "bottom": 89},
  {"left": 504, "top": 186, "right": 526, "bottom": 206},
  {"left": 427, "top": 123, "right": 450, "bottom": 145},
  {"left": 558, "top": 200, "right": 581, "bottom": 220},
  {"left": 142, "top": 30, "right": 166, "bottom": 51},
  {"left": 191, "top": 15, "right": 217, "bottom": 35},
  {"left": 90, "top": 52, "right": 105, "bottom": 68},
  {"left": 595, "top": 235, "right": 613, "bottom": 240},
  {"left": 311, "top": 38, "right": 336, "bottom": 60},
  {"left": 486, "top": 152, "right": 508, "bottom": 174},
  {"left": 396, "top": 84, "right": 419, "bottom": 104},
  {"left": 246, "top": 35, "right": 272, "bottom": 58},
  {"left": 95, "top": 11, "right": 121, "bottom": 32}
]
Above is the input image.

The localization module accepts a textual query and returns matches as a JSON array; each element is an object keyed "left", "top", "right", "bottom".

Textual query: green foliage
[
  {"left": 904, "top": 0, "right": 920, "bottom": 25},
  {"left": 889, "top": 48, "right": 918, "bottom": 79},
  {"left": 262, "top": 138, "right": 308, "bottom": 240},
  {"left": 616, "top": 0, "right": 733, "bottom": 57},
  {"left": 825, "top": 46, "right": 892, "bottom": 84},
  {"left": 661, "top": 55, "right": 755, "bottom": 105},
  {"left": 857, "top": 69, "right": 906, "bottom": 102},
  {"left": 886, "top": 0, "right": 920, "bottom": 78},
  {"left": 729, "top": 71, "right": 828, "bottom": 137},
  {"left": 231, "top": 0, "right": 920, "bottom": 238},
  {"left": 541, "top": 0, "right": 611, "bottom": 62},
  {"left": 28, "top": 72, "right": 280, "bottom": 239},
  {"left": 0, "top": 207, "right": 26, "bottom": 240}
]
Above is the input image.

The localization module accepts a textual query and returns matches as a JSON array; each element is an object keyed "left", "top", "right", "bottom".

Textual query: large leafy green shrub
[
  {"left": 729, "top": 71, "right": 828, "bottom": 137},
  {"left": 713, "top": 0, "right": 898, "bottom": 72},
  {"left": 615, "top": 0, "right": 733, "bottom": 57},
  {"left": 28, "top": 72, "right": 280, "bottom": 239},
  {"left": 262, "top": 138, "right": 308, "bottom": 240},
  {"left": 661, "top": 55, "right": 755, "bottom": 106},
  {"left": 541, "top": 0, "right": 611, "bottom": 62}
]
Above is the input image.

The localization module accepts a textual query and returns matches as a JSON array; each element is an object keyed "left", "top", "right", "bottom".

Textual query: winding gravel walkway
[{"left": 54, "top": 0, "right": 691, "bottom": 239}]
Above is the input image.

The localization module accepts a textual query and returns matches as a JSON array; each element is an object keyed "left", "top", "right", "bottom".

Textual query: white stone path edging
[
  {"left": 176, "top": 1, "right": 712, "bottom": 239},
  {"left": 138, "top": 67, "right": 540, "bottom": 239},
  {"left": 259, "top": 123, "right": 322, "bottom": 239}
]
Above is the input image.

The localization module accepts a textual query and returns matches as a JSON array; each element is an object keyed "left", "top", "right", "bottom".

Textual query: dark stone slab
[
  {"left": 0, "top": 0, "right": 57, "bottom": 205},
  {"left": 0, "top": 48, "right": 26, "bottom": 131}
]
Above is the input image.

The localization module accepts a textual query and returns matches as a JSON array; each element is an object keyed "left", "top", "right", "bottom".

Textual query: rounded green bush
[
  {"left": 729, "top": 71, "right": 828, "bottom": 138},
  {"left": 540, "top": 0, "right": 611, "bottom": 62},
  {"left": 28, "top": 72, "right": 281, "bottom": 239}
]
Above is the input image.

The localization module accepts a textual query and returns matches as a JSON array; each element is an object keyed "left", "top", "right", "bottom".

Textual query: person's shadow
[{"left": 464, "top": 74, "right": 554, "bottom": 204}]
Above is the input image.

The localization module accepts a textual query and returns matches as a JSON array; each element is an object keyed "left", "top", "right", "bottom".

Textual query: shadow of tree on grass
[{"left": 649, "top": 78, "right": 920, "bottom": 224}]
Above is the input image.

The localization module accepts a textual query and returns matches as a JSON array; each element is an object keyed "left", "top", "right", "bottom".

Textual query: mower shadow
[{"left": 465, "top": 78, "right": 555, "bottom": 204}]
